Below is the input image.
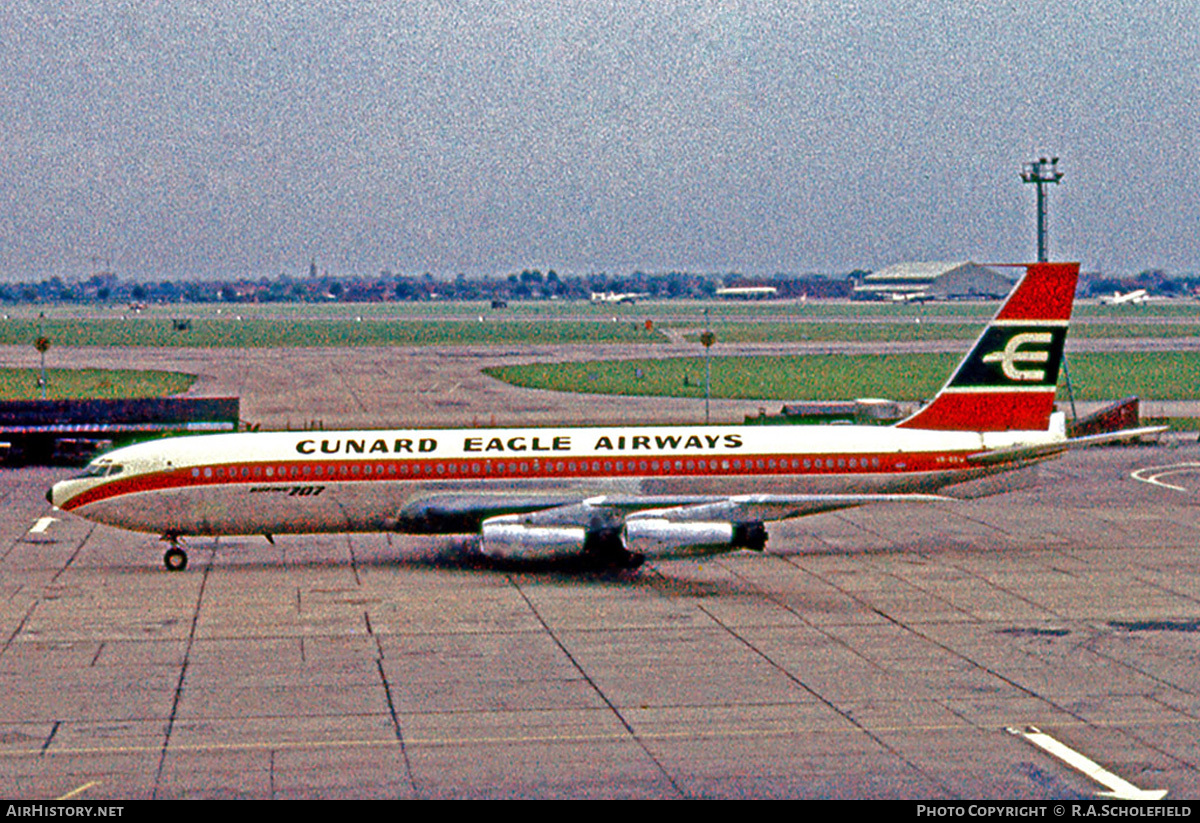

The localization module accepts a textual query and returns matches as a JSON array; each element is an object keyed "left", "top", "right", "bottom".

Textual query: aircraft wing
[
  {"left": 590, "top": 492, "right": 952, "bottom": 522},
  {"left": 399, "top": 491, "right": 952, "bottom": 530},
  {"left": 968, "top": 425, "right": 1168, "bottom": 466}
]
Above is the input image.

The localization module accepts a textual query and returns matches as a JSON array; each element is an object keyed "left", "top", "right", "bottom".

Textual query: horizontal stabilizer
[{"left": 969, "top": 425, "right": 1168, "bottom": 465}]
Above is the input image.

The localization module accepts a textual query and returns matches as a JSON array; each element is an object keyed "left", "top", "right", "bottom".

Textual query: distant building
[{"left": 854, "top": 261, "right": 1015, "bottom": 301}]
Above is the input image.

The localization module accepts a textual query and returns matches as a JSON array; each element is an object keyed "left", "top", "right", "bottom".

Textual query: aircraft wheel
[{"left": 164, "top": 547, "right": 188, "bottom": 572}]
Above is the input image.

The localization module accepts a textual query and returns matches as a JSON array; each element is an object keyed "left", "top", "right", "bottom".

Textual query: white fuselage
[{"left": 50, "top": 421, "right": 1059, "bottom": 538}]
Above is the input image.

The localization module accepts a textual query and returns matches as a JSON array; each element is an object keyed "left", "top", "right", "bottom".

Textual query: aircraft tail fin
[{"left": 896, "top": 262, "right": 1079, "bottom": 432}]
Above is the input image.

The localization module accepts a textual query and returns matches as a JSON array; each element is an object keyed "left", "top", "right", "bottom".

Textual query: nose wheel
[{"left": 161, "top": 534, "right": 188, "bottom": 571}]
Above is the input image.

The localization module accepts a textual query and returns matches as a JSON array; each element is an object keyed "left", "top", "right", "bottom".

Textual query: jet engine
[
  {"left": 478, "top": 512, "right": 767, "bottom": 563},
  {"left": 623, "top": 518, "right": 767, "bottom": 558},
  {"left": 479, "top": 517, "right": 588, "bottom": 561}
]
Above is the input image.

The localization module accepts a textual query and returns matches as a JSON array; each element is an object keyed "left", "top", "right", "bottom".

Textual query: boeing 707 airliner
[{"left": 48, "top": 262, "right": 1159, "bottom": 571}]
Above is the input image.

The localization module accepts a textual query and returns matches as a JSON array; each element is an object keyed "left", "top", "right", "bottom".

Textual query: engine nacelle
[
  {"left": 479, "top": 517, "right": 588, "bottom": 561},
  {"left": 623, "top": 519, "right": 767, "bottom": 559}
]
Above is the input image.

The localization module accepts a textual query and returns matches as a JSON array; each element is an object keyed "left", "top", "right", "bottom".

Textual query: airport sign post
[{"left": 35, "top": 335, "right": 50, "bottom": 400}]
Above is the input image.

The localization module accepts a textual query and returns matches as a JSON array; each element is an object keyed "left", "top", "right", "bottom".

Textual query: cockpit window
[{"left": 74, "top": 463, "right": 124, "bottom": 479}]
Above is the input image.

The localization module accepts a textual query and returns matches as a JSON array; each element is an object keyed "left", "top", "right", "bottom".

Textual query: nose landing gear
[{"left": 160, "top": 533, "right": 188, "bottom": 571}]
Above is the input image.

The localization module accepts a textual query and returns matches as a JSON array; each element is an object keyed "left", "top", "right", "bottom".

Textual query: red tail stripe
[
  {"left": 897, "top": 391, "right": 1056, "bottom": 432},
  {"left": 995, "top": 262, "right": 1079, "bottom": 322}
]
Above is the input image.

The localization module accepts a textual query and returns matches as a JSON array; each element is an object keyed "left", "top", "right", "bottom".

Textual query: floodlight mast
[{"left": 1020, "top": 156, "right": 1064, "bottom": 262}]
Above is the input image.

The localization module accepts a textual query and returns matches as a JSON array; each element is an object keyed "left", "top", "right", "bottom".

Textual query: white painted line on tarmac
[
  {"left": 1130, "top": 462, "right": 1200, "bottom": 492},
  {"left": 1006, "top": 726, "right": 1167, "bottom": 800},
  {"left": 28, "top": 517, "right": 58, "bottom": 535},
  {"left": 56, "top": 780, "right": 100, "bottom": 800}
]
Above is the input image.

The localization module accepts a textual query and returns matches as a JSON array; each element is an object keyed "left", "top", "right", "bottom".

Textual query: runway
[{"left": 3, "top": 443, "right": 1199, "bottom": 798}]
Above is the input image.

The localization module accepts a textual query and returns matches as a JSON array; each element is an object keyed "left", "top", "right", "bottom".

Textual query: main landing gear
[{"left": 161, "top": 533, "right": 188, "bottom": 571}]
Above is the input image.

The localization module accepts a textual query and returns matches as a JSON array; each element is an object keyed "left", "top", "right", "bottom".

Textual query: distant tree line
[
  {"left": 0, "top": 269, "right": 857, "bottom": 304},
  {"left": 0, "top": 268, "right": 1195, "bottom": 304}
]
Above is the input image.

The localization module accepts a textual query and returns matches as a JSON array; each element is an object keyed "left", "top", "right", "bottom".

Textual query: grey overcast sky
[{"left": 0, "top": 0, "right": 1196, "bottom": 281}]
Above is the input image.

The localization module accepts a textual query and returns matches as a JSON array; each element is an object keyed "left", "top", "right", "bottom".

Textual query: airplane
[
  {"left": 590, "top": 291, "right": 649, "bottom": 305},
  {"left": 888, "top": 291, "right": 934, "bottom": 303},
  {"left": 1098, "top": 289, "right": 1149, "bottom": 306},
  {"left": 47, "top": 262, "right": 1163, "bottom": 572}
]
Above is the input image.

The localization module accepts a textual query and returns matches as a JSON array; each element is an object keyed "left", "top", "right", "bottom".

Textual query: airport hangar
[
  {"left": 1, "top": 331, "right": 1199, "bottom": 799},
  {"left": 854, "top": 261, "right": 1016, "bottom": 301}
]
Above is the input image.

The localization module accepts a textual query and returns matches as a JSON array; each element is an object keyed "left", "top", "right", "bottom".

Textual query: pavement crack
[
  {"left": 151, "top": 547, "right": 214, "bottom": 800},
  {"left": 375, "top": 658, "right": 419, "bottom": 797},
  {"left": 508, "top": 575, "right": 688, "bottom": 799},
  {"left": 49, "top": 524, "right": 96, "bottom": 584},
  {"left": 39, "top": 720, "right": 60, "bottom": 756},
  {"left": 695, "top": 602, "right": 961, "bottom": 800}
]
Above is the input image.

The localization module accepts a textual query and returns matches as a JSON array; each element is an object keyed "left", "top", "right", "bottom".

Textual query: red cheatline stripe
[{"left": 61, "top": 450, "right": 984, "bottom": 512}]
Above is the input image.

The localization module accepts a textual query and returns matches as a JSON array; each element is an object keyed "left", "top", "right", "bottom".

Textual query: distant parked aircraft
[
  {"left": 590, "top": 291, "right": 648, "bottom": 305},
  {"left": 1098, "top": 289, "right": 1149, "bottom": 305}
]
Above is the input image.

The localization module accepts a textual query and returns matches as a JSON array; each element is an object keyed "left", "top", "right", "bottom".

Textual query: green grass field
[
  {"left": 0, "top": 317, "right": 666, "bottom": 348},
  {"left": 5, "top": 298, "right": 1198, "bottom": 348},
  {"left": 0, "top": 368, "right": 196, "bottom": 400},
  {"left": 485, "top": 351, "right": 1200, "bottom": 402},
  {"left": 686, "top": 321, "right": 1200, "bottom": 344}
]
